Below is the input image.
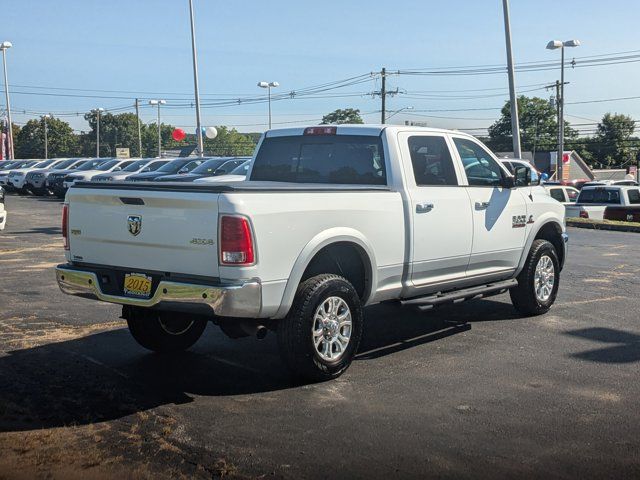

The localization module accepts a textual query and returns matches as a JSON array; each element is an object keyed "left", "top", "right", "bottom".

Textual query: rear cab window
[
  {"left": 251, "top": 134, "right": 386, "bottom": 185},
  {"left": 576, "top": 188, "right": 622, "bottom": 204}
]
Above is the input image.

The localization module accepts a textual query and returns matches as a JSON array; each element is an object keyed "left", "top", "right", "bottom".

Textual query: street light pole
[
  {"left": 501, "top": 0, "right": 522, "bottom": 159},
  {"left": 188, "top": 0, "right": 204, "bottom": 157},
  {"left": 149, "top": 100, "right": 166, "bottom": 157},
  {"left": 43, "top": 115, "right": 50, "bottom": 159},
  {"left": 258, "top": 81, "right": 279, "bottom": 129},
  {"left": 385, "top": 106, "right": 414, "bottom": 122},
  {"left": 93, "top": 108, "right": 104, "bottom": 158},
  {"left": 1, "top": 41, "right": 14, "bottom": 159},
  {"left": 547, "top": 39, "right": 580, "bottom": 181}
]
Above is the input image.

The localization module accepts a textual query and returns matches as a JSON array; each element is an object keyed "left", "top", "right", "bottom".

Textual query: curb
[{"left": 567, "top": 220, "right": 640, "bottom": 233}]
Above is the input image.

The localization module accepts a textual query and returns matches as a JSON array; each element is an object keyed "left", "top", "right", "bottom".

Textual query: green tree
[
  {"left": 16, "top": 117, "right": 78, "bottom": 158},
  {"left": 486, "top": 96, "right": 577, "bottom": 153},
  {"left": 321, "top": 108, "right": 364, "bottom": 125},
  {"left": 202, "top": 126, "right": 257, "bottom": 156},
  {"left": 590, "top": 113, "right": 636, "bottom": 167}
]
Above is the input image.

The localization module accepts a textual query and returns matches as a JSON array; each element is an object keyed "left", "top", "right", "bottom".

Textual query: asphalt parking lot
[{"left": 1, "top": 193, "right": 639, "bottom": 479}]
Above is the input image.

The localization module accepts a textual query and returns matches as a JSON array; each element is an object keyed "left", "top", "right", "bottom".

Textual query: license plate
[{"left": 123, "top": 273, "right": 153, "bottom": 298}]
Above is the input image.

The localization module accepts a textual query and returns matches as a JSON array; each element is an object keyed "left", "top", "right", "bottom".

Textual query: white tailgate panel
[{"left": 68, "top": 188, "right": 220, "bottom": 277}]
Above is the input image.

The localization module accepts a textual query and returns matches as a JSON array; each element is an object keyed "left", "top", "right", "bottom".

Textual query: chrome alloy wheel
[
  {"left": 534, "top": 255, "right": 555, "bottom": 302},
  {"left": 312, "top": 296, "right": 352, "bottom": 362}
]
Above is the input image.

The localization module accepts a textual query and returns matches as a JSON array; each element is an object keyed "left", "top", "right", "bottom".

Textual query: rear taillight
[
  {"left": 219, "top": 216, "right": 254, "bottom": 265},
  {"left": 579, "top": 210, "right": 589, "bottom": 219},
  {"left": 62, "top": 204, "right": 69, "bottom": 250}
]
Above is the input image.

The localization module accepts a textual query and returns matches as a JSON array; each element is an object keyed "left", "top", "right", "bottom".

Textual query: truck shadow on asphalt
[
  {"left": 0, "top": 299, "right": 520, "bottom": 433},
  {"left": 563, "top": 327, "right": 640, "bottom": 363},
  {"left": 9, "top": 226, "right": 62, "bottom": 236}
]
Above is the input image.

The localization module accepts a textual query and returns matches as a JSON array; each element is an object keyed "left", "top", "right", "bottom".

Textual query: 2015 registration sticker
[{"left": 123, "top": 273, "right": 153, "bottom": 298}]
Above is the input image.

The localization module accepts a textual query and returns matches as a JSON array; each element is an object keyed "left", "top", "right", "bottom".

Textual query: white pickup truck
[
  {"left": 565, "top": 185, "right": 640, "bottom": 220},
  {"left": 56, "top": 125, "right": 568, "bottom": 381}
]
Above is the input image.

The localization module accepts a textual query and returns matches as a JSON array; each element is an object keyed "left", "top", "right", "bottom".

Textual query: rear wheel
[
  {"left": 277, "top": 274, "right": 363, "bottom": 382},
  {"left": 510, "top": 239, "right": 560, "bottom": 316},
  {"left": 123, "top": 306, "right": 207, "bottom": 353}
]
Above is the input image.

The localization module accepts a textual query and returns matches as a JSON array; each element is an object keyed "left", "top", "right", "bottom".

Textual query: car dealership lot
[{"left": 1, "top": 194, "right": 639, "bottom": 479}]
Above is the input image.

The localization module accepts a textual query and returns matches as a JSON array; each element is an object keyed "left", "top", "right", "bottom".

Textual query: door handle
[
  {"left": 475, "top": 201, "right": 490, "bottom": 210},
  {"left": 416, "top": 203, "right": 434, "bottom": 213}
]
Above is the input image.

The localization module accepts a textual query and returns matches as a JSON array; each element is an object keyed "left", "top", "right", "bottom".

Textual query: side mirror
[
  {"left": 502, "top": 175, "right": 516, "bottom": 189},
  {"left": 513, "top": 165, "right": 534, "bottom": 187}
]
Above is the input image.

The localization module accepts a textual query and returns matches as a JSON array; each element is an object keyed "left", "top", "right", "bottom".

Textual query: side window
[
  {"left": 408, "top": 135, "right": 458, "bottom": 186},
  {"left": 549, "top": 188, "right": 565, "bottom": 202},
  {"left": 566, "top": 188, "right": 579, "bottom": 202},
  {"left": 452, "top": 138, "right": 505, "bottom": 187},
  {"left": 628, "top": 189, "right": 640, "bottom": 204}
]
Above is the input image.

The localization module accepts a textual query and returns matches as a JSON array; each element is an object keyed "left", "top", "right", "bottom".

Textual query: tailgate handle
[{"left": 119, "top": 197, "right": 145, "bottom": 205}]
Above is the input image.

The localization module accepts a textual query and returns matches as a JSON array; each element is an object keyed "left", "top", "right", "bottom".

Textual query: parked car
[
  {"left": 25, "top": 158, "right": 86, "bottom": 195},
  {"left": 63, "top": 159, "right": 136, "bottom": 189},
  {"left": 125, "top": 158, "right": 202, "bottom": 182},
  {"left": 0, "top": 160, "right": 32, "bottom": 188},
  {"left": 49, "top": 159, "right": 108, "bottom": 198},
  {"left": 193, "top": 159, "right": 251, "bottom": 183},
  {"left": 7, "top": 160, "right": 58, "bottom": 193},
  {"left": 565, "top": 185, "right": 640, "bottom": 220},
  {"left": 154, "top": 157, "right": 247, "bottom": 182},
  {"left": 0, "top": 186, "right": 6, "bottom": 230},
  {"left": 57, "top": 125, "right": 567, "bottom": 381},
  {"left": 544, "top": 185, "right": 580, "bottom": 205},
  {"left": 92, "top": 159, "right": 170, "bottom": 182}
]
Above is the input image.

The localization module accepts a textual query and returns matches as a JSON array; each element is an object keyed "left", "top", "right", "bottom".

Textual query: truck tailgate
[{"left": 67, "top": 186, "right": 221, "bottom": 278}]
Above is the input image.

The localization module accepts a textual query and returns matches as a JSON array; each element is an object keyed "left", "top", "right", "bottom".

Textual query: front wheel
[
  {"left": 510, "top": 239, "right": 560, "bottom": 316},
  {"left": 277, "top": 274, "right": 363, "bottom": 382},
  {"left": 123, "top": 306, "right": 207, "bottom": 353}
]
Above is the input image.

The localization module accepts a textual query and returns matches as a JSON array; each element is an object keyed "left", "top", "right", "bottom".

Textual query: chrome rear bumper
[{"left": 55, "top": 265, "right": 261, "bottom": 318}]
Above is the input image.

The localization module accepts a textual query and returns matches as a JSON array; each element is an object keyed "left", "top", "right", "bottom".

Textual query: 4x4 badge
[{"left": 127, "top": 215, "right": 142, "bottom": 236}]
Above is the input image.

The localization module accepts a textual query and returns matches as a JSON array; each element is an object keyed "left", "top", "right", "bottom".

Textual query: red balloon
[{"left": 172, "top": 128, "right": 186, "bottom": 142}]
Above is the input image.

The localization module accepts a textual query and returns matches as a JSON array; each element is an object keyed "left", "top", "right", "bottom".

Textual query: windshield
[
  {"left": 52, "top": 159, "right": 76, "bottom": 169},
  {"left": 191, "top": 159, "right": 228, "bottom": 174},
  {"left": 77, "top": 159, "right": 107, "bottom": 171},
  {"left": 69, "top": 160, "right": 88, "bottom": 170},
  {"left": 35, "top": 159, "right": 56, "bottom": 168},
  {"left": 121, "top": 160, "right": 149, "bottom": 172},
  {"left": 143, "top": 160, "right": 168, "bottom": 172},
  {"left": 157, "top": 160, "right": 191, "bottom": 173},
  {"left": 230, "top": 161, "right": 251, "bottom": 175},
  {"left": 96, "top": 160, "right": 120, "bottom": 171},
  {"left": 0, "top": 161, "right": 19, "bottom": 169},
  {"left": 251, "top": 135, "right": 386, "bottom": 185},
  {"left": 577, "top": 188, "right": 622, "bottom": 204}
]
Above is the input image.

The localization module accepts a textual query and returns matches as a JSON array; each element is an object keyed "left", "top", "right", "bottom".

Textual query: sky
[{"left": 2, "top": 0, "right": 640, "bottom": 136}]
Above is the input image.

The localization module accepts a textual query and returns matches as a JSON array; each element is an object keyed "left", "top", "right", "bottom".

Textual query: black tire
[
  {"left": 510, "top": 239, "right": 560, "bottom": 316},
  {"left": 277, "top": 274, "right": 363, "bottom": 382},
  {"left": 123, "top": 306, "right": 207, "bottom": 353}
]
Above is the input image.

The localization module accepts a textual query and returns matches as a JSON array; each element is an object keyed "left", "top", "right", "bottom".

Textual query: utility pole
[
  {"left": 43, "top": 115, "right": 49, "bottom": 159},
  {"left": 546, "top": 80, "right": 565, "bottom": 180},
  {"left": 135, "top": 98, "right": 142, "bottom": 157},
  {"left": 501, "top": 0, "right": 522, "bottom": 159},
  {"left": 188, "top": 0, "right": 204, "bottom": 157},
  {"left": 380, "top": 67, "right": 386, "bottom": 124}
]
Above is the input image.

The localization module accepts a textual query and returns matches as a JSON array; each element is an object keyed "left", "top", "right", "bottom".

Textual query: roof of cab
[{"left": 264, "top": 124, "right": 477, "bottom": 138}]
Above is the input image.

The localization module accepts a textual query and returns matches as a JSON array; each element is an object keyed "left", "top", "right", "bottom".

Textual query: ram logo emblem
[{"left": 127, "top": 215, "right": 142, "bottom": 236}]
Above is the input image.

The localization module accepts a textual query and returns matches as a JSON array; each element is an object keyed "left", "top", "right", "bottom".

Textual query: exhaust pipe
[
  {"left": 255, "top": 325, "right": 268, "bottom": 340},
  {"left": 238, "top": 320, "right": 268, "bottom": 340}
]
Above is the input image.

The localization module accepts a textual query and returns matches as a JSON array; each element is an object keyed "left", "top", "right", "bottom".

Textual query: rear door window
[
  {"left": 408, "top": 136, "right": 458, "bottom": 186},
  {"left": 251, "top": 135, "right": 386, "bottom": 185},
  {"left": 566, "top": 188, "right": 579, "bottom": 202}
]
